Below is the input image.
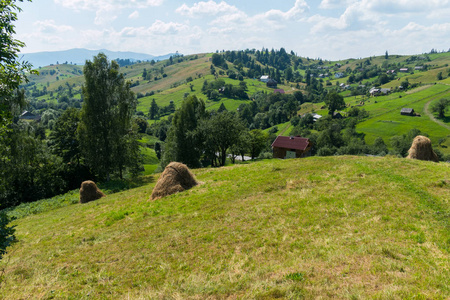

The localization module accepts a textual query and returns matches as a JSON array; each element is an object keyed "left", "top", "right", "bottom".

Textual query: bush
[{"left": 0, "top": 212, "right": 16, "bottom": 261}]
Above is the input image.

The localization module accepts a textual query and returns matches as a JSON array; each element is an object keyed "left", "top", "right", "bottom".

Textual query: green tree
[
  {"left": 162, "top": 95, "right": 207, "bottom": 168},
  {"left": 199, "top": 111, "right": 245, "bottom": 166},
  {"left": 325, "top": 92, "right": 346, "bottom": 116},
  {"left": 0, "top": 0, "right": 35, "bottom": 260},
  {"left": 431, "top": 98, "right": 449, "bottom": 118},
  {"left": 437, "top": 72, "right": 443, "bottom": 81},
  {"left": 248, "top": 129, "right": 267, "bottom": 159},
  {"left": 149, "top": 99, "right": 159, "bottom": 120},
  {"left": 49, "top": 108, "right": 82, "bottom": 165},
  {"left": 78, "top": 53, "right": 140, "bottom": 180}
]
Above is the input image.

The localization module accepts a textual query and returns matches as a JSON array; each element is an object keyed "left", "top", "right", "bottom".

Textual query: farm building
[
  {"left": 400, "top": 68, "right": 409, "bottom": 72},
  {"left": 266, "top": 79, "right": 277, "bottom": 88},
  {"left": 19, "top": 111, "right": 40, "bottom": 121},
  {"left": 272, "top": 136, "right": 312, "bottom": 159},
  {"left": 260, "top": 75, "right": 269, "bottom": 83},
  {"left": 401, "top": 108, "right": 415, "bottom": 116}
]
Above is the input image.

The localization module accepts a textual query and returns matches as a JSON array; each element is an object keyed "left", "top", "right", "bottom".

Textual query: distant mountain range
[{"left": 20, "top": 48, "right": 177, "bottom": 68}]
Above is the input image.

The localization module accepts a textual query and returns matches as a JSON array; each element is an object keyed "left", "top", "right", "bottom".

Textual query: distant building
[
  {"left": 399, "top": 68, "right": 409, "bottom": 72},
  {"left": 266, "top": 79, "right": 277, "bottom": 88},
  {"left": 415, "top": 66, "right": 424, "bottom": 70},
  {"left": 401, "top": 108, "right": 415, "bottom": 116},
  {"left": 335, "top": 72, "right": 345, "bottom": 79},
  {"left": 19, "top": 111, "right": 40, "bottom": 121},
  {"left": 260, "top": 75, "right": 269, "bottom": 83},
  {"left": 312, "top": 113, "right": 322, "bottom": 121},
  {"left": 272, "top": 136, "right": 312, "bottom": 159}
]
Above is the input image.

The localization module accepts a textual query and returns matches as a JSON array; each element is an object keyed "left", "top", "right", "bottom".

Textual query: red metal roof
[{"left": 271, "top": 136, "right": 310, "bottom": 151}]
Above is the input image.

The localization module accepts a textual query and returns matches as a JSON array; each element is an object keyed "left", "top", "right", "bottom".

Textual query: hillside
[
  {"left": 1, "top": 156, "right": 449, "bottom": 298},
  {"left": 23, "top": 50, "right": 450, "bottom": 158}
]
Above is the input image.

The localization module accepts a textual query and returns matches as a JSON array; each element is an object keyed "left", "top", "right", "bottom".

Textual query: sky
[{"left": 14, "top": 0, "right": 450, "bottom": 60}]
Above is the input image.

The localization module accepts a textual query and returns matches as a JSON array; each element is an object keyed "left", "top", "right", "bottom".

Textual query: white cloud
[
  {"left": 319, "top": 0, "right": 357, "bottom": 10},
  {"left": 262, "top": 0, "right": 309, "bottom": 20},
  {"left": 54, "top": 0, "right": 164, "bottom": 11},
  {"left": 175, "top": 1, "right": 239, "bottom": 17},
  {"left": 128, "top": 11, "right": 139, "bottom": 19},
  {"left": 34, "top": 20, "right": 74, "bottom": 34}
]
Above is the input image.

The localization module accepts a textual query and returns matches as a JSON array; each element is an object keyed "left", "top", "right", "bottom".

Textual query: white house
[{"left": 260, "top": 75, "right": 269, "bottom": 83}]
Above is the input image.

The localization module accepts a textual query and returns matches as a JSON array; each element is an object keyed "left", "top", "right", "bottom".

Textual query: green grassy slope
[{"left": 1, "top": 156, "right": 449, "bottom": 299}]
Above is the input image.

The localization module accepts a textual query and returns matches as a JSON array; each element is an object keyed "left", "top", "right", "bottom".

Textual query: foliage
[
  {"left": 431, "top": 98, "right": 449, "bottom": 118},
  {"left": 325, "top": 92, "right": 346, "bottom": 116},
  {"left": 198, "top": 111, "right": 245, "bottom": 166},
  {"left": 162, "top": 95, "right": 207, "bottom": 168},
  {"left": 78, "top": 53, "right": 140, "bottom": 180},
  {"left": 0, "top": 212, "right": 16, "bottom": 261}
]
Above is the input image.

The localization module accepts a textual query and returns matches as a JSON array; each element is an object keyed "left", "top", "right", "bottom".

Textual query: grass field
[
  {"left": 355, "top": 85, "right": 450, "bottom": 152},
  {"left": 1, "top": 156, "right": 449, "bottom": 299}
]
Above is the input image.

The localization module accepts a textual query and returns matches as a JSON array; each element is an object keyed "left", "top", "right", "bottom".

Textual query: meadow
[{"left": 1, "top": 156, "right": 449, "bottom": 299}]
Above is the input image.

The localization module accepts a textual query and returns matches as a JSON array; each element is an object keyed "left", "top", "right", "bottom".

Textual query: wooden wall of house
[{"left": 273, "top": 147, "right": 307, "bottom": 159}]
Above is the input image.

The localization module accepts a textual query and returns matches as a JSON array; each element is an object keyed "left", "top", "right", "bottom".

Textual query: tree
[
  {"left": 431, "top": 98, "right": 450, "bottom": 118},
  {"left": 248, "top": 129, "right": 267, "bottom": 159},
  {"left": 149, "top": 99, "right": 159, "bottom": 119},
  {"left": 78, "top": 53, "right": 140, "bottom": 180},
  {"left": 437, "top": 72, "right": 443, "bottom": 81},
  {"left": 49, "top": 108, "right": 82, "bottom": 165},
  {"left": 325, "top": 92, "right": 346, "bottom": 116},
  {"left": 0, "top": 0, "right": 35, "bottom": 260},
  {"left": 385, "top": 50, "right": 389, "bottom": 59},
  {"left": 199, "top": 111, "right": 245, "bottom": 166},
  {"left": 162, "top": 95, "right": 207, "bottom": 168}
]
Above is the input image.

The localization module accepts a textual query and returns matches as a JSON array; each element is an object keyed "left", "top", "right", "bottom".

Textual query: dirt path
[{"left": 424, "top": 100, "right": 450, "bottom": 131}]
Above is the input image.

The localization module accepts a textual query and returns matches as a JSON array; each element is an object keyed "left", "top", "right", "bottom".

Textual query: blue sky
[{"left": 15, "top": 0, "right": 450, "bottom": 60}]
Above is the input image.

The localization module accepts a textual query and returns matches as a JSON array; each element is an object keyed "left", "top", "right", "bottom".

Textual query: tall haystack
[
  {"left": 406, "top": 135, "right": 439, "bottom": 162},
  {"left": 151, "top": 162, "right": 198, "bottom": 200},
  {"left": 80, "top": 180, "right": 106, "bottom": 203}
]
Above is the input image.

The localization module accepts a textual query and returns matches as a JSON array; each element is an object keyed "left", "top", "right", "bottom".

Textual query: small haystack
[
  {"left": 406, "top": 135, "right": 439, "bottom": 162},
  {"left": 151, "top": 162, "right": 198, "bottom": 200},
  {"left": 80, "top": 180, "right": 106, "bottom": 203}
]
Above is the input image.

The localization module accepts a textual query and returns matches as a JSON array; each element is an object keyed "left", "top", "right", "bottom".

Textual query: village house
[
  {"left": 400, "top": 108, "right": 415, "bottom": 116},
  {"left": 266, "top": 79, "right": 277, "bottom": 88},
  {"left": 335, "top": 72, "right": 345, "bottom": 79},
  {"left": 399, "top": 68, "right": 409, "bottom": 72},
  {"left": 19, "top": 111, "right": 40, "bottom": 121},
  {"left": 370, "top": 87, "right": 391, "bottom": 96},
  {"left": 272, "top": 136, "right": 312, "bottom": 159},
  {"left": 260, "top": 75, "right": 269, "bottom": 83}
]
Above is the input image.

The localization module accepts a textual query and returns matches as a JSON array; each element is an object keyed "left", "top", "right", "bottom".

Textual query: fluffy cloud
[
  {"left": 54, "top": 0, "right": 164, "bottom": 11},
  {"left": 34, "top": 20, "right": 74, "bottom": 34},
  {"left": 128, "top": 11, "right": 139, "bottom": 19},
  {"left": 262, "top": 0, "right": 309, "bottom": 20},
  {"left": 175, "top": 1, "right": 239, "bottom": 17}
]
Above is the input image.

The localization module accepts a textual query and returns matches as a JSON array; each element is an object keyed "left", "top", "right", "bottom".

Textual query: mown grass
[
  {"left": 354, "top": 85, "right": 450, "bottom": 151},
  {"left": 1, "top": 156, "right": 448, "bottom": 299}
]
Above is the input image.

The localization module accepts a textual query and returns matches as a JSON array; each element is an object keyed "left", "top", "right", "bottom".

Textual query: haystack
[
  {"left": 151, "top": 162, "right": 198, "bottom": 200},
  {"left": 406, "top": 135, "right": 439, "bottom": 162},
  {"left": 80, "top": 180, "right": 106, "bottom": 203}
]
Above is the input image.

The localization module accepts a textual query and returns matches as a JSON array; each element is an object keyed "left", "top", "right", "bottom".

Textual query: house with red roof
[{"left": 271, "top": 136, "right": 312, "bottom": 159}]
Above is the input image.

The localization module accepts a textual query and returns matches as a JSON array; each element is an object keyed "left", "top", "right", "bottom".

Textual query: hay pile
[
  {"left": 406, "top": 135, "right": 439, "bottom": 162},
  {"left": 80, "top": 180, "right": 106, "bottom": 203},
  {"left": 151, "top": 162, "right": 198, "bottom": 200}
]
